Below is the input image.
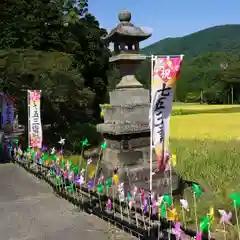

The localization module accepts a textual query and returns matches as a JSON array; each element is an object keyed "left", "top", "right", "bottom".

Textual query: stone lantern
[{"left": 97, "top": 9, "right": 180, "bottom": 195}]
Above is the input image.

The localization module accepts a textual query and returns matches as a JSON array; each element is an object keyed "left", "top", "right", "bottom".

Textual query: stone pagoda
[{"left": 97, "top": 9, "right": 180, "bottom": 194}]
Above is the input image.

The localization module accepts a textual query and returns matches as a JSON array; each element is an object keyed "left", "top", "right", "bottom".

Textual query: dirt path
[{"left": 0, "top": 163, "right": 134, "bottom": 240}]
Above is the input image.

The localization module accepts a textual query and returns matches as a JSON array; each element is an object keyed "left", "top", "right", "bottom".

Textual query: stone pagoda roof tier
[{"left": 102, "top": 9, "right": 151, "bottom": 44}]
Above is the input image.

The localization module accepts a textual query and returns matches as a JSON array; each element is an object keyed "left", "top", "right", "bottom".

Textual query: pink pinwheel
[
  {"left": 107, "top": 199, "right": 112, "bottom": 210},
  {"left": 63, "top": 170, "right": 68, "bottom": 179},
  {"left": 68, "top": 171, "right": 74, "bottom": 181},
  {"left": 218, "top": 209, "right": 232, "bottom": 225},
  {"left": 129, "top": 197, "right": 135, "bottom": 210},
  {"left": 172, "top": 222, "right": 182, "bottom": 240},
  {"left": 131, "top": 185, "right": 138, "bottom": 197},
  {"left": 196, "top": 232, "right": 202, "bottom": 240}
]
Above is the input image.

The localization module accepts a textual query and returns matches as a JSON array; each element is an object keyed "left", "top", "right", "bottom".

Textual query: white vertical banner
[
  {"left": 28, "top": 90, "right": 42, "bottom": 149},
  {"left": 150, "top": 55, "right": 183, "bottom": 177}
]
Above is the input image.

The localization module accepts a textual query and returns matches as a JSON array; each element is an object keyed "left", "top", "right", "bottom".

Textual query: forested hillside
[
  {"left": 141, "top": 24, "right": 240, "bottom": 57},
  {"left": 137, "top": 25, "right": 240, "bottom": 103}
]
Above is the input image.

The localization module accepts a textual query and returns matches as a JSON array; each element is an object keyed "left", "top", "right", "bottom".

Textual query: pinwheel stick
[
  {"left": 119, "top": 197, "right": 123, "bottom": 220},
  {"left": 181, "top": 206, "right": 187, "bottom": 228},
  {"left": 93, "top": 148, "right": 102, "bottom": 185},
  {"left": 112, "top": 186, "right": 116, "bottom": 217},
  {"left": 148, "top": 206, "right": 151, "bottom": 236},
  {"left": 139, "top": 195, "right": 146, "bottom": 230},
  {"left": 234, "top": 201, "right": 240, "bottom": 240},
  {"left": 134, "top": 204, "right": 139, "bottom": 227},
  {"left": 98, "top": 193, "right": 102, "bottom": 211},
  {"left": 193, "top": 193, "right": 199, "bottom": 232}
]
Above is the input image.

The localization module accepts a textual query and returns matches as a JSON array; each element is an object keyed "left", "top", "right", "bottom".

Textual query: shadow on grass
[{"left": 172, "top": 106, "right": 240, "bottom": 116}]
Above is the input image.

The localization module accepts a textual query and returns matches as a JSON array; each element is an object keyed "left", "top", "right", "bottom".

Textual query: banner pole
[
  {"left": 149, "top": 55, "right": 154, "bottom": 192},
  {"left": 27, "top": 90, "right": 30, "bottom": 149}
]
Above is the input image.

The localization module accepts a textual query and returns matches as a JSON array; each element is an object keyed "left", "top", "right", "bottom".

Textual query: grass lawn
[{"left": 170, "top": 104, "right": 240, "bottom": 238}]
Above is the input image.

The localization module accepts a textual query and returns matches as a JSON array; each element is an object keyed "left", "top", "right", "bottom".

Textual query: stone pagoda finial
[{"left": 118, "top": 9, "right": 131, "bottom": 22}]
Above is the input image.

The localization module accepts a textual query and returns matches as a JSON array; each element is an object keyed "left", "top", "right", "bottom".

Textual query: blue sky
[{"left": 89, "top": 0, "right": 240, "bottom": 47}]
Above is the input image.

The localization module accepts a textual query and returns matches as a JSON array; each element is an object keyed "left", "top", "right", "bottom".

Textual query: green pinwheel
[
  {"left": 55, "top": 175, "right": 61, "bottom": 185},
  {"left": 80, "top": 138, "right": 89, "bottom": 147},
  {"left": 160, "top": 203, "right": 167, "bottom": 218},
  {"left": 101, "top": 141, "right": 107, "bottom": 149},
  {"left": 50, "top": 169, "right": 55, "bottom": 176},
  {"left": 163, "top": 194, "right": 172, "bottom": 207},
  {"left": 69, "top": 183, "right": 74, "bottom": 193},
  {"left": 61, "top": 159, "right": 65, "bottom": 169},
  {"left": 73, "top": 166, "right": 78, "bottom": 174},
  {"left": 51, "top": 154, "right": 57, "bottom": 161},
  {"left": 105, "top": 177, "right": 112, "bottom": 188},
  {"left": 97, "top": 184, "right": 104, "bottom": 194},
  {"left": 229, "top": 192, "right": 240, "bottom": 207},
  {"left": 192, "top": 183, "right": 203, "bottom": 197},
  {"left": 200, "top": 216, "right": 210, "bottom": 232}
]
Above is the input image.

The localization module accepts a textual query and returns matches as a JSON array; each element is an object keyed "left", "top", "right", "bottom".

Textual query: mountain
[{"left": 141, "top": 24, "right": 240, "bottom": 57}]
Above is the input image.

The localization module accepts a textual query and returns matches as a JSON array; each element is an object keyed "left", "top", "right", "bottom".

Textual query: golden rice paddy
[{"left": 169, "top": 104, "right": 240, "bottom": 237}]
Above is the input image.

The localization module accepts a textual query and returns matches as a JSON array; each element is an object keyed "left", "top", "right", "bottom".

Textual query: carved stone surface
[
  {"left": 110, "top": 88, "right": 149, "bottom": 105},
  {"left": 103, "top": 135, "right": 150, "bottom": 149},
  {"left": 103, "top": 104, "right": 149, "bottom": 123}
]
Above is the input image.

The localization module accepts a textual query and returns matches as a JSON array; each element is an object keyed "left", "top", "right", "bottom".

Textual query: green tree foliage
[{"left": 0, "top": 0, "right": 110, "bottom": 149}]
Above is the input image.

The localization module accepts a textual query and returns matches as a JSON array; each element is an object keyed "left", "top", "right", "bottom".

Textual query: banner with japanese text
[
  {"left": 150, "top": 56, "right": 183, "bottom": 171},
  {"left": 1, "top": 93, "right": 14, "bottom": 127},
  {"left": 28, "top": 90, "right": 42, "bottom": 148}
]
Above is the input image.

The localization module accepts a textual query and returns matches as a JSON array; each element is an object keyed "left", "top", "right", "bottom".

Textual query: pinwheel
[
  {"left": 58, "top": 137, "right": 65, "bottom": 145},
  {"left": 218, "top": 210, "right": 232, "bottom": 225},
  {"left": 180, "top": 199, "right": 189, "bottom": 211},
  {"left": 50, "top": 147, "right": 56, "bottom": 155},
  {"left": 80, "top": 138, "right": 89, "bottom": 147},
  {"left": 172, "top": 222, "right": 182, "bottom": 240},
  {"left": 218, "top": 209, "right": 232, "bottom": 240},
  {"left": 229, "top": 192, "right": 240, "bottom": 207}
]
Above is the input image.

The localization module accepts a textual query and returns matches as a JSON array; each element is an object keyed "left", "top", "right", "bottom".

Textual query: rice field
[{"left": 170, "top": 104, "right": 240, "bottom": 237}]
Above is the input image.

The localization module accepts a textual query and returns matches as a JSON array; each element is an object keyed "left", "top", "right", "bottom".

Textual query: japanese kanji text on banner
[
  {"left": 150, "top": 56, "right": 183, "bottom": 172},
  {"left": 28, "top": 90, "right": 42, "bottom": 148}
]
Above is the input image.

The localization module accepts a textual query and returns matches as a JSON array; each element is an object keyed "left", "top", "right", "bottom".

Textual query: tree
[{"left": 0, "top": 0, "right": 111, "bottom": 149}]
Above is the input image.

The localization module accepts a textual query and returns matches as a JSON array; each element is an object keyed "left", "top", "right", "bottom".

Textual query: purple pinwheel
[
  {"left": 56, "top": 168, "right": 61, "bottom": 176},
  {"left": 50, "top": 162, "right": 55, "bottom": 169},
  {"left": 152, "top": 199, "right": 157, "bottom": 215},
  {"left": 74, "top": 175, "right": 84, "bottom": 185},
  {"left": 172, "top": 222, "right": 182, "bottom": 240},
  {"left": 143, "top": 199, "right": 148, "bottom": 215},
  {"left": 59, "top": 150, "right": 63, "bottom": 156},
  {"left": 41, "top": 145, "right": 47, "bottom": 152},
  {"left": 36, "top": 151, "right": 41, "bottom": 158},
  {"left": 218, "top": 210, "right": 232, "bottom": 225},
  {"left": 88, "top": 180, "right": 94, "bottom": 190}
]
